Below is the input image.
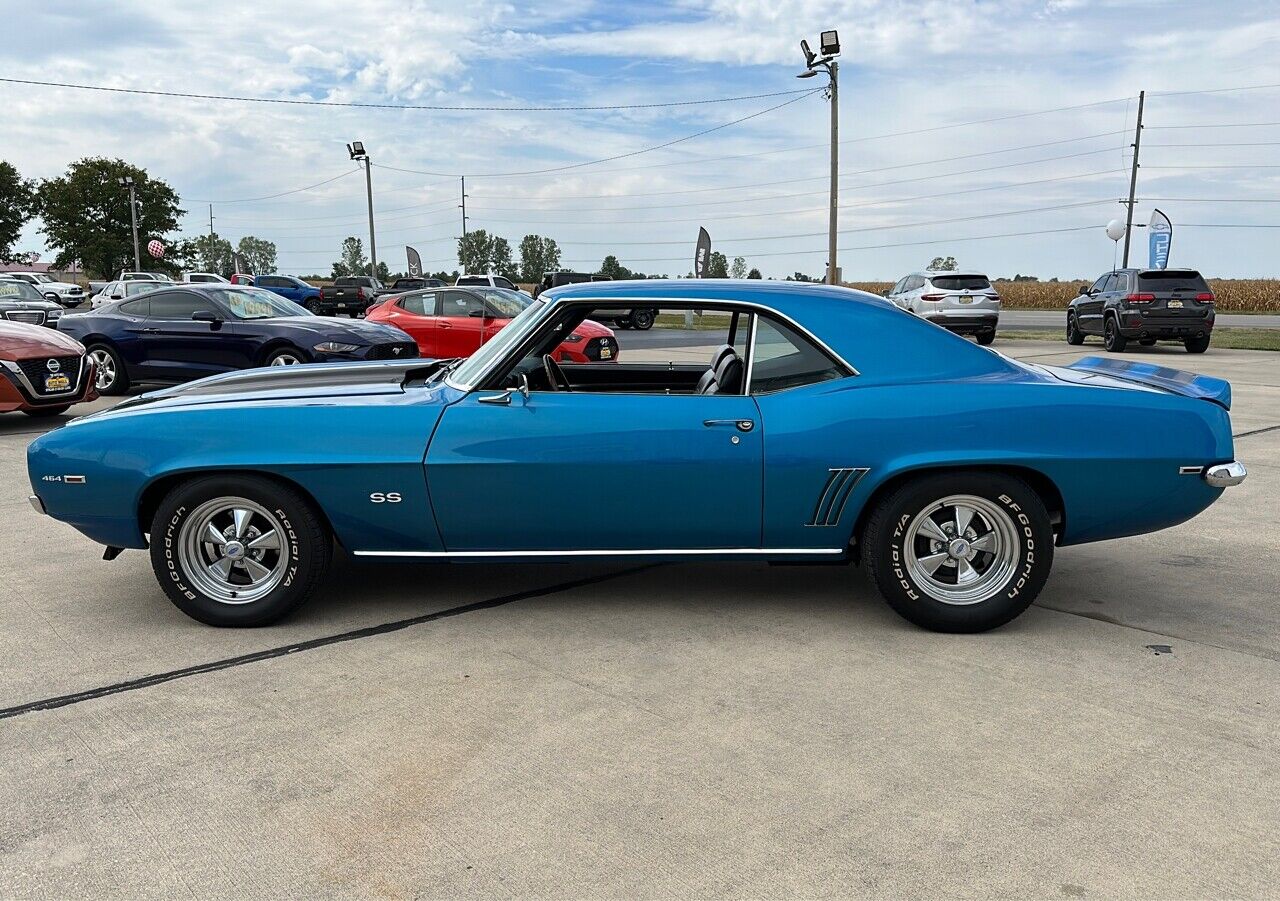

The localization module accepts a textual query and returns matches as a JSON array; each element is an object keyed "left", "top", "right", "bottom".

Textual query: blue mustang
[
  {"left": 27, "top": 281, "right": 1246, "bottom": 632},
  {"left": 57, "top": 284, "right": 418, "bottom": 395}
]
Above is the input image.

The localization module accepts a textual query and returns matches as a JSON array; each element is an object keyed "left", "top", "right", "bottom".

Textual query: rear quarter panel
[{"left": 756, "top": 374, "right": 1233, "bottom": 549}]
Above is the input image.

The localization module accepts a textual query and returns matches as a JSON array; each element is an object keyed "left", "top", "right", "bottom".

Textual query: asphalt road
[{"left": 1, "top": 341, "right": 1278, "bottom": 897}]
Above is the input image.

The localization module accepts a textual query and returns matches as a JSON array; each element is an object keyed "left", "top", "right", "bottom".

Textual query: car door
[
  {"left": 1077, "top": 274, "right": 1109, "bottom": 333},
  {"left": 379, "top": 292, "right": 439, "bottom": 354},
  {"left": 138, "top": 291, "right": 241, "bottom": 380},
  {"left": 434, "top": 290, "right": 487, "bottom": 357}
]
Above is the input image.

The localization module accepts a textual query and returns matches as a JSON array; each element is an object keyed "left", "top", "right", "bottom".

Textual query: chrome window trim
[
  {"left": 445, "top": 296, "right": 859, "bottom": 392},
  {"left": 354, "top": 547, "right": 844, "bottom": 559}
]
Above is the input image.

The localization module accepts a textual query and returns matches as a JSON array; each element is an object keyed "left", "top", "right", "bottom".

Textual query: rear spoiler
[{"left": 1065, "top": 356, "right": 1231, "bottom": 410}]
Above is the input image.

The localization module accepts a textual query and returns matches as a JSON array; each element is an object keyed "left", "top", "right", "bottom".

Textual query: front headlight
[
  {"left": 565, "top": 333, "right": 584, "bottom": 342},
  {"left": 47, "top": 309, "right": 62, "bottom": 319},
  {"left": 314, "top": 341, "right": 360, "bottom": 353}
]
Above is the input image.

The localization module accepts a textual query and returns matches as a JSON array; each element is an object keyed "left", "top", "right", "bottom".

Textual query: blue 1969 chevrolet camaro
[{"left": 27, "top": 281, "right": 1246, "bottom": 632}]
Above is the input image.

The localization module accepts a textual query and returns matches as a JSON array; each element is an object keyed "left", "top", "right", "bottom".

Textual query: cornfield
[{"left": 845, "top": 279, "right": 1279, "bottom": 312}]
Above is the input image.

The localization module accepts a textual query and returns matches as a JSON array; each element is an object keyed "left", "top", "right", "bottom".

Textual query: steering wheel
[{"left": 542, "top": 354, "right": 572, "bottom": 392}]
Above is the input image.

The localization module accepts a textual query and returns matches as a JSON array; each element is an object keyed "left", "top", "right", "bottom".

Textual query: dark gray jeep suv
[{"left": 1067, "top": 268, "right": 1215, "bottom": 353}]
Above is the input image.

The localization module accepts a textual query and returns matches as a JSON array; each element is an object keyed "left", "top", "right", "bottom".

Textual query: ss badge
[{"left": 369, "top": 492, "right": 402, "bottom": 504}]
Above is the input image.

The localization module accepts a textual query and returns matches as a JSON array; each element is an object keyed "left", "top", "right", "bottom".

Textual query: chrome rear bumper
[
  {"left": 28, "top": 494, "right": 46, "bottom": 515},
  {"left": 1204, "top": 461, "right": 1247, "bottom": 488}
]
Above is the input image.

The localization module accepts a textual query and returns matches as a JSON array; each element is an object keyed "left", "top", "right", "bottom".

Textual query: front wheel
[
  {"left": 630, "top": 308, "right": 656, "bottom": 330},
  {"left": 86, "top": 344, "right": 129, "bottom": 395},
  {"left": 1103, "top": 317, "right": 1128, "bottom": 353},
  {"left": 1066, "top": 313, "right": 1084, "bottom": 345},
  {"left": 1185, "top": 335, "right": 1211, "bottom": 353},
  {"left": 149, "top": 474, "right": 331, "bottom": 626},
  {"left": 862, "top": 472, "right": 1054, "bottom": 632},
  {"left": 265, "top": 347, "right": 307, "bottom": 367}
]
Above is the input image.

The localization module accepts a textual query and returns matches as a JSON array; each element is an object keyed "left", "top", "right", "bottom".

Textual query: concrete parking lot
[{"left": 1, "top": 339, "right": 1277, "bottom": 898}]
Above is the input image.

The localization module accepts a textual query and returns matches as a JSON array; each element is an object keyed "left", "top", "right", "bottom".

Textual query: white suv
[
  {"left": 885, "top": 270, "right": 1000, "bottom": 345},
  {"left": 456, "top": 273, "right": 519, "bottom": 291},
  {"left": 4, "top": 272, "right": 85, "bottom": 308}
]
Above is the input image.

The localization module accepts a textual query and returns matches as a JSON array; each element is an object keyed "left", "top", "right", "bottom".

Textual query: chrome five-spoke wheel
[
  {"left": 903, "top": 494, "right": 1019, "bottom": 606},
  {"left": 268, "top": 351, "right": 304, "bottom": 366},
  {"left": 178, "top": 498, "right": 290, "bottom": 605},
  {"left": 89, "top": 348, "right": 116, "bottom": 389}
]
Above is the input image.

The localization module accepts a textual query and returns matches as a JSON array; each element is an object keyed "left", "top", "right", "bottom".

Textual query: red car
[
  {"left": 0, "top": 321, "right": 98, "bottom": 417},
  {"left": 366, "top": 286, "right": 618, "bottom": 362}
]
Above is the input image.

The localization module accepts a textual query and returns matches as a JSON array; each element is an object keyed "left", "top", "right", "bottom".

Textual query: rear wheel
[
  {"left": 862, "top": 472, "right": 1054, "bottom": 633},
  {"left": 975, "top": 329, "right": 996, "bottom": 346},
  {"left": 149, "top": 475, "right": 331, "bottom": 626},
  {"left": 1065, "top": 313, "right": 1084, "bottom": 345},
  {"left": 22, "top": 405, "right": 71, "bottom": 418},
  {"left": 1103, "top": 316, "right": 1128, "bottom": 353},
  {"left": 86, "top": 344, "right": 129, "bottom": 395},
  {"left": 631, "top": 308, "right": 656, "bottom": 330},
  {"left": 1185, "top": 334, "right": 1211, "bottom": 353}
]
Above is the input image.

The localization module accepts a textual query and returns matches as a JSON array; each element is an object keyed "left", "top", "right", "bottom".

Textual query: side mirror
[
  {"left": 517, "top": 372, "right": 530, "bottom": 399},
  {"left": 468, "top": 309, "right": 486, "bottom": 318},
  {"left": 192, "top": 310, "right": 223, "bottom": 329}
]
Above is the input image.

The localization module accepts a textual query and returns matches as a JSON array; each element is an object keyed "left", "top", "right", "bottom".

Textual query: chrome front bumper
[{"left": 1204, "top": 461, "right": 1247, "bottom": 488}]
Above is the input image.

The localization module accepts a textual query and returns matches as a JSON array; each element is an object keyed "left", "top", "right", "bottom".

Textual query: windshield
[
  {"left": 1138, "top": 271, "right": 1209, "bottom": 292},
  {"left": 213, "top": 287, "right": 308, "bottom": 319},
  {"left": 31, "top": 274, "right": 54, "bottom": 284},
  {"left": 0, "top": 281, "right": 43, "bottom": 301},
  {"left": 450, "top": 299, "right": 548, "bottom": 388},
  {"left": 930, "top": 275, "right": 991, "bottom": 291},
  {"left": 477, "top": 288, "right": 529, "bottom": 318}
]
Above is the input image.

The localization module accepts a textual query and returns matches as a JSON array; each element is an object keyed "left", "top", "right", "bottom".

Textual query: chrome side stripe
[{"left": 353, "top": 547, "right": 845, "bottom": 559}]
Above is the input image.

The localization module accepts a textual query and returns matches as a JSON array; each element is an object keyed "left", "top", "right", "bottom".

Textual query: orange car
[{"left": 0, "top": 320, "right": 98, "bottom": 417}]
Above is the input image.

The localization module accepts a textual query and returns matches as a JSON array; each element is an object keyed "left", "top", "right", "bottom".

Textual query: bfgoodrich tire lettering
[
  {"left": 863, "top": 472, "right": 1054, "bottom": 632},
  {"left": 149, "top": 474, "right": 331, "bottom": 626}
]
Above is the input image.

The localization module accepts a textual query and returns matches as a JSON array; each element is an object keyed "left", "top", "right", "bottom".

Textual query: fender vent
[{"left": 806, "top": 468, "right": 869, "bottom": 527}]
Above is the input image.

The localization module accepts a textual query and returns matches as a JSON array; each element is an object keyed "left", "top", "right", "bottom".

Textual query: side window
[
  {"left": 1113, "top": 272, "right": 1130, "bottom": 294},
  {"left": 148, "top": 292, "right": 213, "bottom": 319},
  {"left": 750, "top": 316, "right": 849, "bottom": 394},
  {"left": 905, "top": 275, "right": 924, "bottom": 292},
  {"left": 118, "top": 298, "right": 150, "bottom": 316},
  {"left": 495, "top": 277, "right": 517, "bottom": 291},
  {"left": 1089, "top": 275, "right": 1108, "bottom": 294},
  {"left": 400, "top": 294, "right": 427, "bottom": 315},
  {"left": 441, "top": 291, "right": 484, "bottom": 317}
]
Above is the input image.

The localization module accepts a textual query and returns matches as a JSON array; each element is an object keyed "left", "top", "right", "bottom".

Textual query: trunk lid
[{"left": 1061, "top": 356, "right": 1231, "bottom": 409}]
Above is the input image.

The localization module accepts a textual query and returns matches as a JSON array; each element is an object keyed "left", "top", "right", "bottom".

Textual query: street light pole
[
  {"left": 347, "top": 142, "right": 378, "bottom": 278},
  {"left": 119, "top": 176, "right": 141, "bottom": 271},
  {"left": 799, "top": 31, "right": 842, "bottom": 285}
]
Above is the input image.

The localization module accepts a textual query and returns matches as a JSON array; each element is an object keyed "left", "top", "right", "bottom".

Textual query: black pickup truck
[{"left": 316, "top": 276, "right": 383, "bottom": 316}]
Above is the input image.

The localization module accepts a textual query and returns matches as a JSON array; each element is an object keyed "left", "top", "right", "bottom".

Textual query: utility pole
[
  {"left": 1122, "top": 90, "right": 1144, "bottom": 268},
  {"left": 827, "top": 61, "right": 839, "bottom": 285},
  {"left": 208, "top": 204, "right": 215, "bottom": 238},
  {"left": 119, "top": 176, "right": 141, "bottom": 271},
  {"left": 347, "top": 142, "right": 378, "bottom": 278},
  {"left": 798, "top": 31, "right": 842, "bottom": 285},
  {"left": 460, "top": 176, "right": 469, "bottom": 237}
]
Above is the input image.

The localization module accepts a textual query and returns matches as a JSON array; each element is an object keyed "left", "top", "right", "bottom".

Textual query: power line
[
  {"left": 461, "top": 131, "right": 1128, "bottom": 203},
  {"left": 0, "top": 76, "right": 820, "bottom": 111},
  {"left": 1146, "top": 121, "right": 1280, "bottom": 129},
  {"left": 559, "top": 225, "right": 1101, "bottom": 266},
  {"left": 1150, "top": 82, "right": 1280, "bottom": 97},
  {"left": 1145, "top": 141, "right": 1280, "bottom": 147},
  {"left": 370, "top": 90, "right": 823, "bottom": 178},
  {"left": 187, "top": 169, "right": 361, "bottom": 204},
  {"left": 1139, "top": 197, "right": 1280, "bottom": 202}
]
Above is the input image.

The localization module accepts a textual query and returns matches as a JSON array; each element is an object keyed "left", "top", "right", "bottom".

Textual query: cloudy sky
[{"left": 5, "top": 0, "right": 1279, "bottom": 279}]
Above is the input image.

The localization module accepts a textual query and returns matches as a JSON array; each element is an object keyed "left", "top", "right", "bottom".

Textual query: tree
[
  {"left": 707, "top": 251, "right": 729, "bottom": 278},
  {"left": 331, "top": 236, "right": 366, "bottom": 278},
  {"left": 747, "top": 268, "right": 762, "bottom": 279},
  {"left": 599, "top": 255, "right": 632, "bottom": 280},
  {"left": 37, "top": 157, "right": 183, "bottom": 277},
  {"left": 0, "top": 161, "right": 37, "bottom": 265},
  {"left": 180, "top": 233, "right": 234, "bottom": 275},
  {"left": 928, "top": 256, "right": 958, "bottom": 271},
  {"left": 518, "top": 234, "right": 561, "bottom": 283},
  {"left": 730, "top": 256, "right": 748, "bottom": 279},
  {"left": 458, "top": 229, "right": 500, "bottom": 274},
  {"left": 376, "top": 261, "right": 392, "bottom": 282},
  {"left": 491, "top": 236, "right": 517, "bottom": 280},
  {"left": 236, "top": 236, "right": 277, "bottom": 275}
]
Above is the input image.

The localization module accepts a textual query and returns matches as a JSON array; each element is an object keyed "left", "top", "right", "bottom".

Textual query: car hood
[
  {"left": 74, "top": 359, "right": 456, "bottom": 421},
  {"left": 0, "top": 323, "right": 84, "bottom": 356},
  {"left": 247, "top": 316, "right": 412, "bottom": 343}
]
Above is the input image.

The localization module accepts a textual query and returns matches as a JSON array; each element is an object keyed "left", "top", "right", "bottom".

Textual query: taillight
[
  {"left": 1125, "top": 293, "right": 1155, "bottom": 303},
  {"left": 1196, "top": 292, "right": 1215, "bottom": 303},
  {"left": 987, "top": 292, "right": 1001, "bottom": 301},
  {"left": 920, "top": 293, "right": 945, "bottom": 302},
  {"left": 356, "top": 287, "right": 365, "bottom": 299}
]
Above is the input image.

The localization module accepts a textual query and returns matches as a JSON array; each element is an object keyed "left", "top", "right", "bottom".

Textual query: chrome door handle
[
  {"left": 140, "top": 327, "right": 160, "bottom": 333},
  {"left": 703, "top": 419, "right": 754, "bottom": 432}
]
